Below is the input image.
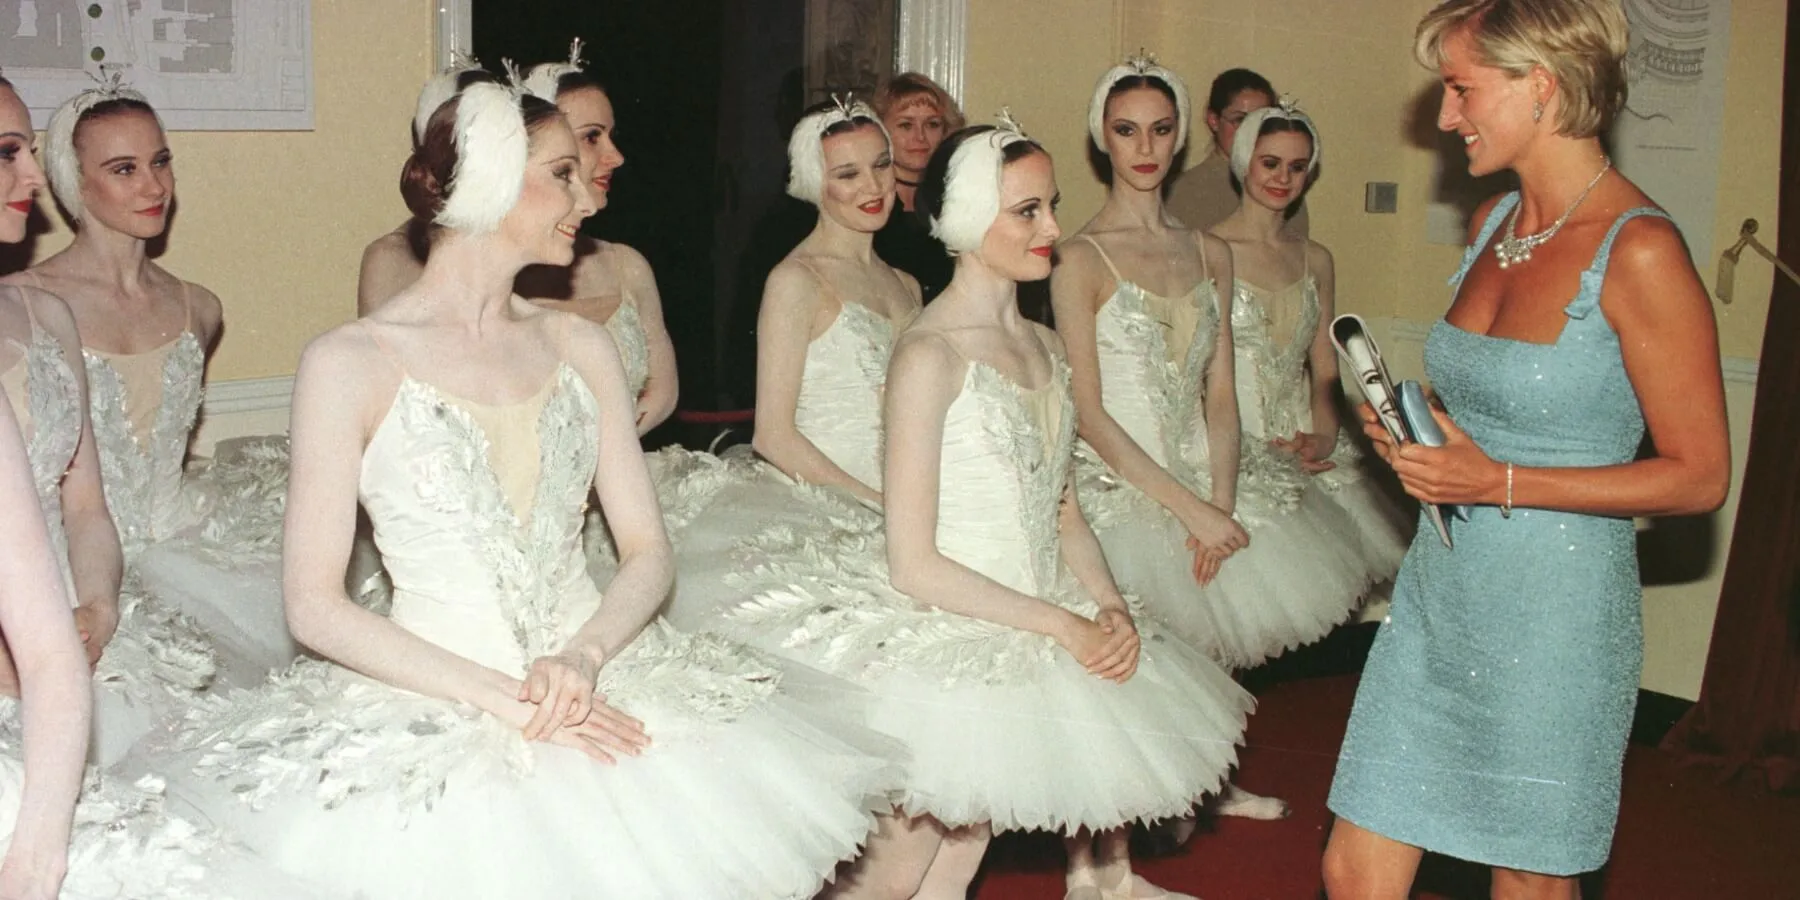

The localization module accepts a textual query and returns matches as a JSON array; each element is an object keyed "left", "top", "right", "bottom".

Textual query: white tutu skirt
[
  {"left": 657, "top": 456, "right": 870, "bottom": 635},
  {"left": 583, "top": 446, "right": 748, "bottom": 592},
  {"left": 89, "top": 575, "right": 218, "bottom": 768},
  {"left": 2, "top": 712, "right": 328, "bottom": 899},
  {"left": 1083, "top": 475, "right": 1375, "bottom": 671},
  {"left": 1312, "top": 436, "right": 1412, "bottom": 579},
  {"left": 147, "top": 623, "right": 898, "bottom": 900},
  {"left": 724, "top": 505, "right": 1252, "bottom": 833}
]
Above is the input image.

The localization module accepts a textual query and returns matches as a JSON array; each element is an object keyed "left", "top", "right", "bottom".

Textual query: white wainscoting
[{"left": 192, "top": 375, "right": 295, "bottom": 457}]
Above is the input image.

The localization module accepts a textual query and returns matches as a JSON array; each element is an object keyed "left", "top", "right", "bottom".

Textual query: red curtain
[{"left": 1661, "top": 7, "right": 1800, "bottom": 792}]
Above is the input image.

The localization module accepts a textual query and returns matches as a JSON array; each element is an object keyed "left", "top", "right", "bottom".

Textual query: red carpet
[{"left": 971, "top": 674, "right": 1800, "bottom": 899}]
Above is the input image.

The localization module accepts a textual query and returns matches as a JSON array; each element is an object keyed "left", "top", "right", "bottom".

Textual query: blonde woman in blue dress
[{"left": 1326, "top": 3, "right": 1728, "bottom": 896}]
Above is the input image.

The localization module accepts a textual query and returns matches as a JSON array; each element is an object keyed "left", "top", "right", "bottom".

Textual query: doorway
[{"left": 473, "top": 0, "right": 895, "bottom": 441}]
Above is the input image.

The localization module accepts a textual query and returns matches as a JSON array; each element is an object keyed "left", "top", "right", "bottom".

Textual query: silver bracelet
[{"left": 1500, "top": 462, "right": 1514, "bottom": 519}]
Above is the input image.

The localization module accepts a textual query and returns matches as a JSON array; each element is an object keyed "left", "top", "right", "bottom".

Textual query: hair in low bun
[{"left": 400, "top": 99, "right": 459, "bottom": 221}]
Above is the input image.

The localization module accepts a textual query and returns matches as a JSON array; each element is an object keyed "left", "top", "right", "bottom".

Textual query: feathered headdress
[
  {"left": 434, "top": 72, "right": 530, "bottom": 235},
  {"left": 930, "top": 108, "right": 1033, "bottom": 254},
  {"left": 523, "top": 38, "right": 586, "bottom": 102},
  {"left": 414, "top": 51, "right": 484, "bottom": 145},
  {"left": 785, "top": 93, "right": 890, "bottom": 205},
  {"left": 1087, "top": 50, "right": 1192, "bottom": 154},
  {"left": 1230, "top": 96, "right": 1322, "bottom": 181},
  {"left": 44, "top": 68, "right": 161, "bottom": 223}
]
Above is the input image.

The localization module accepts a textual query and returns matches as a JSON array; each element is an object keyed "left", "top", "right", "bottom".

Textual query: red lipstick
[
  {"left": 137, "top": 204, "right": 166, "bottom": 217},
  {"left": 1029, "top": 246, "right": 1053, "bottom": 258},
  {"left": 1131, "top": 164, "right": 1159, "bottom": 174},
  {"left": 859, "top": 198, "right": 886, "bottom": 215},
  {"left": 5, "top": 200, "right": 32, "bottom": 213}
]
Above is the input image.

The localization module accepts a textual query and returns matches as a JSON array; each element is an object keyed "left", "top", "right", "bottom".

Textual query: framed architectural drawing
[{"left": 1, "top": 0, "right": 312, "bottom": 130}]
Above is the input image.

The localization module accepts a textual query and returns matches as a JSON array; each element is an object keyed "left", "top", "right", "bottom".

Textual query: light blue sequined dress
[{"left": 1328, "top": 194, "right": 1667, "bottom": 875}]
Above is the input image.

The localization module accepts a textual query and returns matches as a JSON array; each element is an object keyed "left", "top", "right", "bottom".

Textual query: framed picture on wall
[{"left": 2, "top": 0, "right": 313, "bottom": 130}]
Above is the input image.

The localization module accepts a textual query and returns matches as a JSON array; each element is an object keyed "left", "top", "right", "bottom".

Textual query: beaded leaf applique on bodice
[
  {"left": 3, "top": 324, "right": 83, "bottom": 578},
  {"left": 603, "top": 298, "right": 650, "bottom": 399},
  {"left": 1231, "top": 276, "right": 1319, "bottom": 443},
  {"left": 184, "top": 362, "right": 780, "bottom": 813},
  {"left": 794, "top": 301, "right": 899, "bottom": 490},
  {"left": 85, "top": 331, "right": 205, "bottom": 553},
  {"left": 1085, "top": 279, "right": 1220, "bottom": 494}
]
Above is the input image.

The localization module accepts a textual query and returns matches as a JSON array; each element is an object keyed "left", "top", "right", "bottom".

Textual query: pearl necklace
[{"left": 1494, "top": 158, "right": 1612, "bottom": 269}]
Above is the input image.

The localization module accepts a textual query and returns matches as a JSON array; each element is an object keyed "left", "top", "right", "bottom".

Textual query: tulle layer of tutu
[
  {"left": 152, "top": 626, "right": 898, "bottom": 899},
  {"left": 1312, "top": 443, "right": 1412, "bottom": 579},
  {"left": 721, "top": 507, "right": 1252, "bottom": 833},
  {"left": 659, "top": 458, "right": 877, "bottom": 634},
  {"left": 1, "top": 719, "right": 329, "bottom": 899},
  {"left": 1086, "top": 480, "right": 1376, "bottom": 670},
  {"left": 89, "top": 574, "right": 219, "bottom": 767}
]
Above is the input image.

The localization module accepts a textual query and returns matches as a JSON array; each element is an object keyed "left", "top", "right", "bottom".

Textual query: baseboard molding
[
  {"left": 193, "top": 374, "right": 295, "bottom": 454},
  {"left": 202, "top": 373, "right": 295, "bottom": 417}
]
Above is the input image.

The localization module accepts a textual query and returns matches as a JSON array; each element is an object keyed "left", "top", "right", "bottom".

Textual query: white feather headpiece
[
  {"left": 414, "top": 51, "right": 484, "bottom": 145},
  {"left": 1230, "top": 96, "right": 1322, "bottom": 181},
  {"left": 785, "top": 94, "right": 890, "bottom": 205},
  {"left": 523, "top": 38, "right": 585, "bottom": 102},
  {"left": 930, "top": 109, "right": 1033, "bottom": 254},
  {"left": 44, "top": 68, "right": 161, "bottom": 223},
  {"left": 1087, "top": 50, "right": 1191, "bottom": 154},
  {"left": 434, "top": 77, "right": 530, "bottom": 235}
]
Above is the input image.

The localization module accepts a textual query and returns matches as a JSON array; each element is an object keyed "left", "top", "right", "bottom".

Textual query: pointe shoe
[{"left": 1211, "top": 783, "right": 1290, "bottom": 820}]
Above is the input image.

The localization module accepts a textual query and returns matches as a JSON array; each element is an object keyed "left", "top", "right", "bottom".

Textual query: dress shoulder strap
[
  {"left": 179, "top": 280, "right": 196, "bottom": 332},
  {"left": 1565, "top": 206, "right": 1673, "bottom": 320},
  {"left": 1448, "top": 192, "right": 1520, "bottom": 289},
  {"left": 1076, "top": 235, "right": 1127, "bottom": 285}
]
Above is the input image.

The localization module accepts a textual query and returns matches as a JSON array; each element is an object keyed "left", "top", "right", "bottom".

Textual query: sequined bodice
[
  {"left": 602, "top": 298, "right": 650, "bottom": 398},
  {"left": 1428, "top": 193, "right": 1651, "bottom": 471},
  {"left": 1, "top": 324, "right": 82, "bottom": 585},
  {"left": 794, "top": 302, "right": 899, "bottom": 489},
  {"left": 359, "top": 365, "right": 601, "bottom": 674},
  {"left": 85, "top": 332, "right": 204, "bottom": 552},
  {"left": 1231, "top": 276, "right": 1319, "bottom": 441},
  {"left": 1090, "top": 279, "right": 1221, "bottom": 488},
  {"left": 935, "top": 357, "right": 1074, "bottom": 597}
]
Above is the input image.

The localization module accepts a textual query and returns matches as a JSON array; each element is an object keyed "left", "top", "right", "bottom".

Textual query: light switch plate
[{"left": 1365, "top": 182, "right": 1398, "bottom": 213}]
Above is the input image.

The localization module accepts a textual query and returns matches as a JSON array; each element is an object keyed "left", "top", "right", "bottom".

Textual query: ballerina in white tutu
[
  {"left": 1, "top": 78, "right": 223, "bottom": 767},
  {"left": 362, "top": 45, "right": 677, "bottom": 436},
  {"left": 1212, "top": 101, "right": 1412, "bottom": 579},
  {"left": 1054, "top": 56, "right": 1381, "bottom": 834},
  {"left": 719, "top": 114, "right": 1251, "bottom": 900},
  {"left": 145, "top": 79, "right": 896, "bottom": 900},
  {"left": 659, "top": 95, "right": 921, "bottom": 631},
  {"left": 0, "top": 74, "right": 328, "bottom": 899}
]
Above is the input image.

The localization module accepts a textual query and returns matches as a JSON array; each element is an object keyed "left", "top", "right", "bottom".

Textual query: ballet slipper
[
  {"left": 1210, "top": 783, "right": 1291, "bottom": 820},
  {"left": 1097, "top": 859, "right": 1200, "bottom": 900},
  {"left": 1065, "top": 867, "right": 1108, "bottom": 900}
]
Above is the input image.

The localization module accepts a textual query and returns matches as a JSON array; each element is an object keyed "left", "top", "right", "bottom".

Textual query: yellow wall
[
  {"left": 28, "top": 0, "right": 434, "bottom": 381},
  {"left": 966, "top": 0, "right": 1789, "bottom": 699}
]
